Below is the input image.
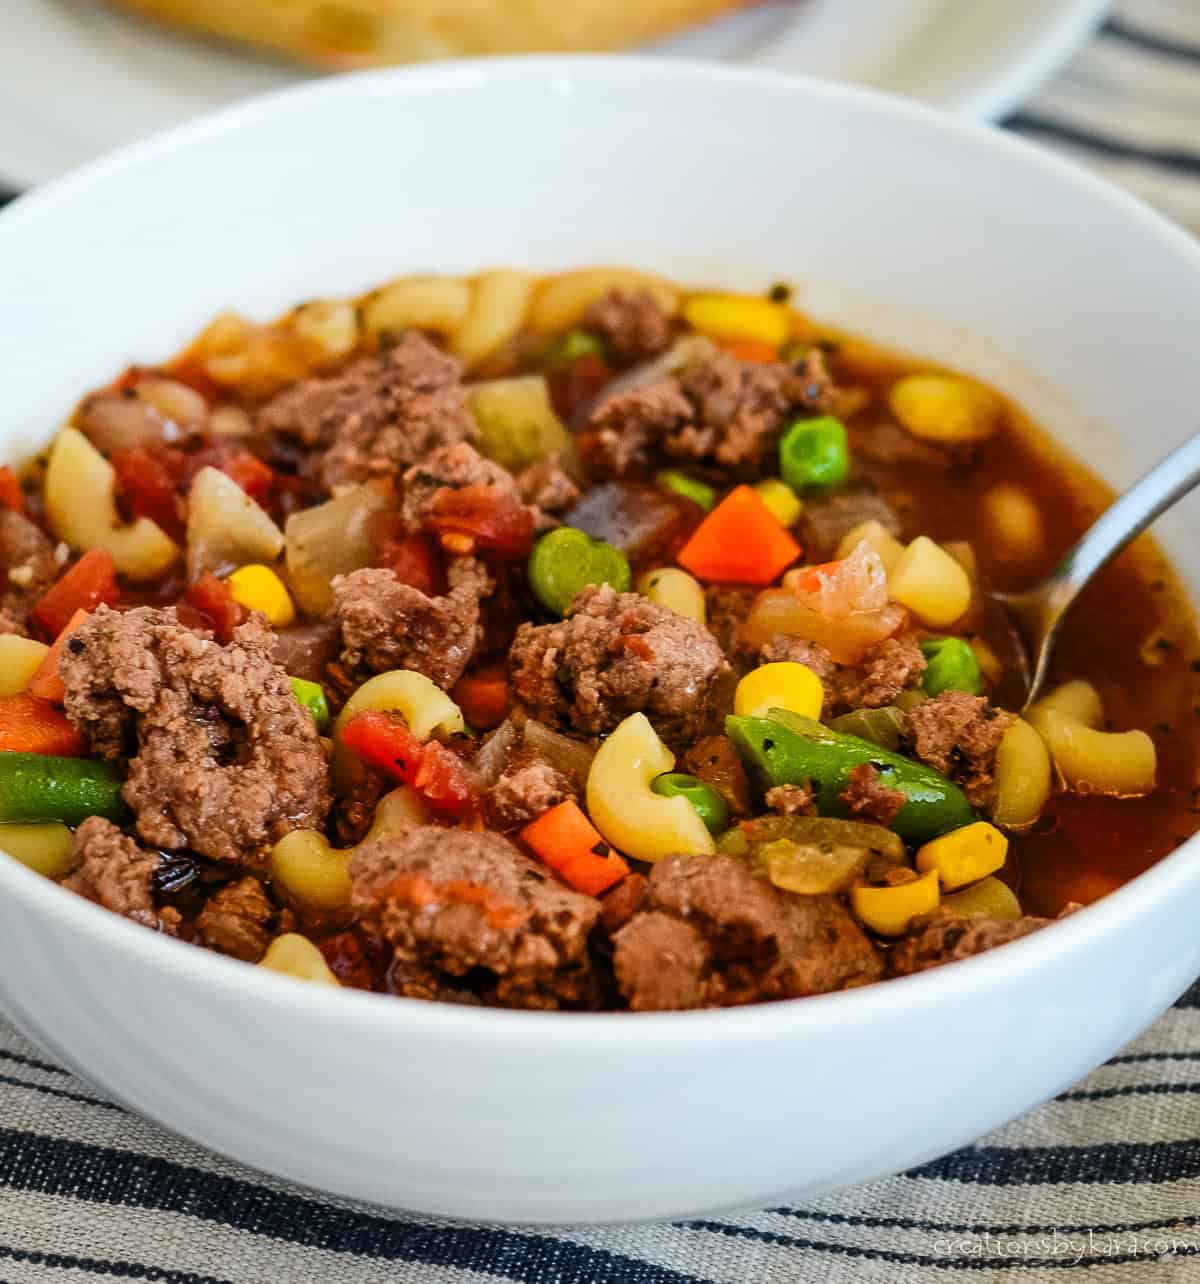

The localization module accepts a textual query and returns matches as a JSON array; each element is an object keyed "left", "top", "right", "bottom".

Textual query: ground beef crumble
[
  {"left": 63, "top": 816, "right": 179, "bottom": 934},
  {"left": 196, "top": 876, "right": 277, "bottom": 962},
  {"left": 889, "top": 911, "right": 1050, "bottom": 976},
  {"left": 904, "top": 690, "right": 1013, "bottom": 807},
  {"left": 508, "top": 583, "right": 729, "bottom": 738},
  {"left": 837, "top": 636, "right": 926, "bottom": 711},
  {"left": 258, "top": 333, "right": 476, "bottom": 491},
  {"left": 585, "top": 347, "right": 836, "bottom": 480},
  {"left": 838, "top": 763, "right": 907, "bottom": 827},
  {"left": 399, "top": 441, "right": 526, "bottom": 533},
  {"left": 765, "top": 783, "right": 819, "bottom": 817},
  {"left": 0, "top": 510, "right": 59, "bottom": 637},
  {"left": 349, "top": 826, "right": 600, "bottom": 1009},
  {"left": 582, "top": 287, "right": 674, "bottom": 365},
  {"left": 330, "top": 556, "right": 494, "bottom": 690},
  {"left": 613, "top": 855, "right": 882, "bottom": 1011},
  {"left": 488, "top": 761, "right": 576, "bottom": 830},
  {"left": 516, "top": 454, "right": 580, "bottom": 523},
  {"left": 59, "top": 606, "right": 330, "bottom": 865}
]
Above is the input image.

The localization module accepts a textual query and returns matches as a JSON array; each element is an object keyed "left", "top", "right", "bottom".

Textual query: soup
[{"left": 0, "top": 267, "right": 1194, "bottom": 1009}]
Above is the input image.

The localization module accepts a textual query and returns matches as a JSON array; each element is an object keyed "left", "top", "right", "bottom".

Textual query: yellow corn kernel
[
  {"left": 916, "top": 821, "right": 1008, "bottom": 891},
  {"left": 734, "top": 662, "right": 825, "bottom": 720},
  {"left": 753, "top": 479, "right": 802, "bottom": 527},
  {"left": 259, "top": 934, "right": 340, "bottom": 986},
  {"left": 682, "top": 293, "right": 789, "bottom": 347},
  {"left": 586, "top": 712, "right": 715, "bottom": 863},
  {"left": 835, "top": 519, "right": 904, "bottom": 575},
  {"left": 851, "top": 868, "right": 940, "bottom": 936},
  {"left": 0, "top": 822, "right": 75, "bottom": 878},
  {"left": 270, "top": 830, "right": 352, "bottom": 913},
  {"left": 942, "top": 876, "right": 1022, "bottom": 921},
  {"left": 889, "top": 373, "right": 1001, "bottom": 444},
  {"left": 889, "top": 536, "right": 972, "bottom": 627},
  {"left": 227, "top": 564, "right": 296, "bottom": 627},
  {"left": 637, "top": 567, "right": 706, "bottom": 623},
  {"left": 983, "top": 484, "right": 1043, "bottom": 560},
  {"left": 0, "top": 635, "right": 49, "bottom": 697}
]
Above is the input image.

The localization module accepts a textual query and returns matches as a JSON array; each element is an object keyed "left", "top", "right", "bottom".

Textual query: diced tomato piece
[
  {"left": 340, "top": 711, "right": 425, "bottom": 787},
  {"left": 183, "top": 439, "right": 274, "bottom": 503},
  {"left": 319, "top": 932, "right": 379, "bottom": 991},
  {"left": 163, "top": 356, "right": 224, "bottom": 403},
  {"left": 427, "top": 485, "right": 534, "bottom": 560},
  {"left": 0, "top": 467, "right": 25, "bottom": 514},
  {"left": 186, "top": 573, "right": 248, "bottom": 643},
  {"left": 451, "top": 663, "right": 509, "bottom": 730},
  {"left": 0, "top": 693, "right": 84, "bottom": 755},
  {"left": 31, "top": 551, "right": 119, "bottom": 640},
  {"left": 413, "top": 740, "right": 479, "bottom": 817},
  {"left": 549, "top": 353, "right": 613, "bottom": 421},
  {"left": 370, "top": 515, "right": 446, "bottom": 597},
  {"left": 110, "top": 445, "right": 186, "bottom": 539},
  {"left": 341, "top": 711, "right": 479, "bottom": 817},
  {"left": 174, "top": 602, "right": 212, "bottom": 633},
  {"left": 220, "top": 450, "right": 274, "bottom": 501}
]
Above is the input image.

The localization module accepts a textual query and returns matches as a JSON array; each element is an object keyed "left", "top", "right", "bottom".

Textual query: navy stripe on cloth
[
  {"left": 0, "top": 1071, "right": 124, "bottom": 1114},
  {"left": 1103, "top": 14, "right": 1200, "bottom": 62},
  {"left": 910, "top": 1139, "right": 1200, "bottom": 1186},
  {"left": 684, "top": 1220, "right": 1200, "bottom": 1271},
  {"left": 0, "top": 1245, "right": 233, "bottom": 1284},
  {"left": 0, "top": 1129, "right": 706, "bottom": 1284},
  {"left": 765, "top": 1206, "right": 1200, "bottom": 1237},
  {"left": 1006, "top": 113, "right": 1200, "bottom": 178}
]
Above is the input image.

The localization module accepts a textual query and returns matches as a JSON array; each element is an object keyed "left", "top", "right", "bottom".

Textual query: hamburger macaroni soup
[{"left": 0, "top": 268, "right": 1194, "bottom": 1009}]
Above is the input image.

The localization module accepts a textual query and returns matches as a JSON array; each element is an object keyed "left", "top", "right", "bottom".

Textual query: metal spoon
[{"left": 996, "top": 433, "right": 1200, "bottom": 708}]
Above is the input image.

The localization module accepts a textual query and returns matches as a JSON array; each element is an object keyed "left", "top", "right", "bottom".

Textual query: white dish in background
[
  {"left": 0, "top": 0, "right": 1110, "bottom": 187},
  {"left": 2, "top": 56, "right": 1200, "bottom": 1224}
]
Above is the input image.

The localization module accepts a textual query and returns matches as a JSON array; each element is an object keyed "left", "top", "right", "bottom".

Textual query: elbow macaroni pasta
[{"left": 586, "top": 713, "right": 715, "bottom": 863}]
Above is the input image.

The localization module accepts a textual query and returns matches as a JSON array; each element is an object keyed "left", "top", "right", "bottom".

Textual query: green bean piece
[
  {"left": 826, "top": 706, "right": 906, "bottom": 752},
  {"left": 779, "top": 416, "right": 850, "bottom": 490},
  {"left": 0, "top": 752, "right": 127, "bottom": 826},
  {"left": 651, "top": 772, "right": 730, "bottom": 835},
  {"left": 920, "top": 637, "right": 983, "bottom": 697},
  {"left": 724, "top": 710, "right": 974, "bottom": 844},
  {"left": 290, "top": 677, "right": 330, "bottom": 732},
  {"left": 656, "top": 470, "right": 716, "bottom": 512},
  {"left": 545, "top": 329, "right": 606, "bottom": 368},
  {"left": 527, "top": 527, "right": 632, "bottom": 616}
]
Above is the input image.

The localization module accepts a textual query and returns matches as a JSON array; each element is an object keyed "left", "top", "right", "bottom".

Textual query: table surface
[{"left": 3, "top": 1, "right": 1200, "bottom": 1280}]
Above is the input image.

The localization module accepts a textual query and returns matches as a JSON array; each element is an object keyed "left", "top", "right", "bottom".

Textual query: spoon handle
[{"left": 1049, "top": 432, "right": 1200, "bottom": 603}]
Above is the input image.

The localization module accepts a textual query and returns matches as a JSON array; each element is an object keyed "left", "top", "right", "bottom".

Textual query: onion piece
[
  {"left": 186, "top": 466, "right": 283, "bottom": 582},
  {"left": 283, "top": 482, "right": 393, "bottom": 616}
]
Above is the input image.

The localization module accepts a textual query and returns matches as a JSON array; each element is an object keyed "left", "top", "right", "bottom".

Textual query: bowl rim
[{"left": 3, "top": 53, "right": 1200, "bottom": 1047}]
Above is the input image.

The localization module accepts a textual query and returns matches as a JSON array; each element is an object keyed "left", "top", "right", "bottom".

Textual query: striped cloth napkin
[{"left": 4, "top": 0, "right": 1200, "bottom": 1279}]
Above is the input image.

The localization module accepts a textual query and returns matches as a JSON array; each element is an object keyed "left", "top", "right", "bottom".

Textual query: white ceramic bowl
[{"left": 2, "top": 58, "right": 1200, "bottom": 1225}]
